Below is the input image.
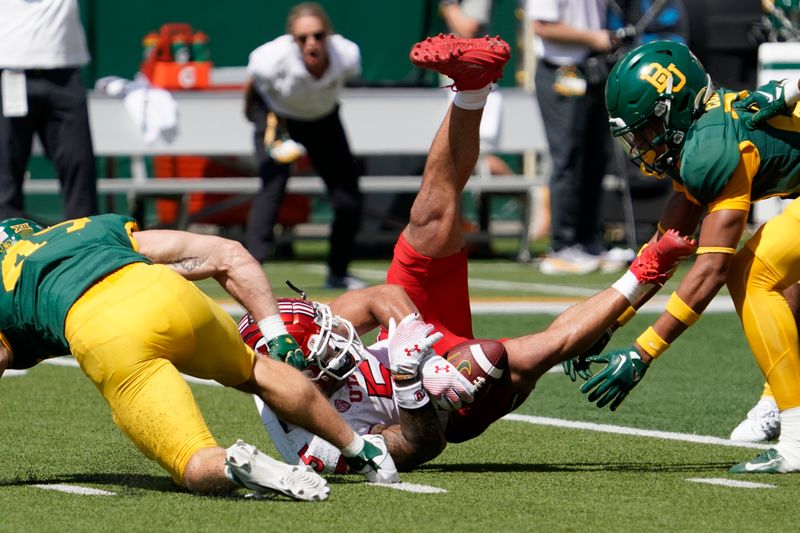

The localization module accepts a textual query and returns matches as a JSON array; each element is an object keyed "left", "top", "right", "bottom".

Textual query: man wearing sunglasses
[{"left": 243, "top": 2, "right": 365, "bottom": 290}]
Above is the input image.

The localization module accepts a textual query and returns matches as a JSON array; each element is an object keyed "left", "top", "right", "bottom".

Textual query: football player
[
  {"left": 238, "top": 34, "right": 697, "bottom": 474},
  {"left": 0, "top": 215, "right": 397, "bottom": 501},
  {"left": 581, "top": 40, "right": 800, "bottom": 473}
]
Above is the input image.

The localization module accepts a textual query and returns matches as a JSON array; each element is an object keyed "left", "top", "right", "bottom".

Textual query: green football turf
[{"left": 2, "top": 260, "right": 797, "bottom": 532}]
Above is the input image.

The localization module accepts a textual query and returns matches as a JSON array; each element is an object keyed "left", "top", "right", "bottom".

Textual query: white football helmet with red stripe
[{"left": 238, "top": 298, "right": 365, "bottom": 393}]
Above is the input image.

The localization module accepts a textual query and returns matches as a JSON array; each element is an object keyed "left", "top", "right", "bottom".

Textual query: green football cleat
[{"left": 729, "top": 448, "right": 796, "bottom": 474}]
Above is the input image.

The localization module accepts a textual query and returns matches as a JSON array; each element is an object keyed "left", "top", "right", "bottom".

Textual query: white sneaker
[
  {"left": 225, "top": 439, "right": 330, "bottom": 501},
  {"left": 540, "top": 245, "right": 600, "bottom": 275},
  {"left": 730, "top": 398, "right": 781, "bottom": 442},
  {"left": 600, "top": 247, "right": 636, "bottom": 273}
]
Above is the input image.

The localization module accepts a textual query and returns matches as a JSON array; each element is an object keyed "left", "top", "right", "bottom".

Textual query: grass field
[{"left": 2, "top": 258, "right": 798, "bottom": 532}]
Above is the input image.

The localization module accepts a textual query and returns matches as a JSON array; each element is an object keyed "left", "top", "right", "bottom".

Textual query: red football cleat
[
  {"left": 629, "top": 229, "right": 697, "bottom": 285},
  {"left": 409, "top": 33, "right": 511, "bottom": 91}
]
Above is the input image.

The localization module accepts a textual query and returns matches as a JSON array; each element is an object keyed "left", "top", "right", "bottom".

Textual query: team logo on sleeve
[{"left": 641, "top": 62, "right": 686, "bottom": 93}]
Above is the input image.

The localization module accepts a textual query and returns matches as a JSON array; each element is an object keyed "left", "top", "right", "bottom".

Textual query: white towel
[{"left": 97, "top": 74, "right": 178, "bottom": 145}]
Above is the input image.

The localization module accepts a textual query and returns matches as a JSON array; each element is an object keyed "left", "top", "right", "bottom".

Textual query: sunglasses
[{"left": 295, "top": 31, "right": 326, "bottom": 44}]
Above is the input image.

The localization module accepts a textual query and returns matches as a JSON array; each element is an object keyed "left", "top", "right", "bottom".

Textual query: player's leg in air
[
  {"left": 393, "top": 35, "right": 697, "bottom": 443},
  {"left": 386, "top": 34, "right": 511, "bottom": 351},
  {"left": 727, "top": 205, "right": 800, "bottom": 473}
]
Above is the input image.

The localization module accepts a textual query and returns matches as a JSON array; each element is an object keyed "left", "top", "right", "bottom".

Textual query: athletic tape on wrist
[
  {"left": 695, "top": 246, "right": 736, "bottom": 255},
  {"left": 393, "top": 379, "right": 430, "bottom": 410},
  {"left": 257, "top": 314, "right": 289, "bottom": 342},
  {"left": 784, "top": 78, "right": 800, "bottom": 105},
  {"left": 666, "top": 292, "right": 701, "bottom": 326},
  {"left": 616, "top": 306, "right": 637, "bottom": 327},
  {"left": 636, "top": 326, "right": 670, "bottom": 358}
]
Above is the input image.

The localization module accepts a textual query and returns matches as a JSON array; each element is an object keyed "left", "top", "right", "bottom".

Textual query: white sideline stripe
[
  {"left": 3, "top": 369, "right": 27, "bottom": 377},
  {"left": 686, "top": 478, "right": 775, "bottom": 489},
  {"left": 33, "top": 484, "right": 116, "bottom": 496},
  {"left": 502, "top": 414, "right": 772, "bottom": 450},
  {"left": 42, "top": 356, "right": 222, "bottom": 387},
  {"left": 220, "top": 296, "right": 735, "bottom": 317},
  {"left": 368, "top": 482, "right": 447, "bottom": 494},
  {"left": 469, "top": 344, "right": 504, "bottom": 379}
]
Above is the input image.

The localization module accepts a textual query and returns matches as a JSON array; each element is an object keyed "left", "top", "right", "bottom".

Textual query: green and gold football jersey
[
  {"left": 0, "top": 214, "right": 148, "bottom": 368},
  {"left": 679, "top": 89, "right": 800, "bottom": 205}
]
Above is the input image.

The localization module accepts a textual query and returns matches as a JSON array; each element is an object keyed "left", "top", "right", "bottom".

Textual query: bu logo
[{"left": 640, "top": 62, "right": 686, "bottom": 93}]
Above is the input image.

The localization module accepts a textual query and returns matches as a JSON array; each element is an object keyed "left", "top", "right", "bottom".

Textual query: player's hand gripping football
[
  {"left": 421, "top": 355, "right": 477, "bottom": 410},
  {"left": 266, "top": 334, "right": 309, "bottom": 370},
  {"left": 735, "top": 79, "right": 800, "bottom": 129},
  {"left": 580, "top": 345, "right": 648, "bottom": 411},
  {"left": 387, "top": 313, "right": 443, "bottom": 379}
]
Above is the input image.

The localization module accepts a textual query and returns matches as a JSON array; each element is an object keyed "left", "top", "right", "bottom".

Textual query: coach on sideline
[{"left": 243, "top": 2, "right": 365, "bottom": 290}]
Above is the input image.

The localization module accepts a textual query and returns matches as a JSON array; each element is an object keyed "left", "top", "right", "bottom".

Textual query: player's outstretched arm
[
  {"left": 330, "top": 284, "right": 419, "bottom": 334},
  {"left": 583, "top": 208, "right": 745, "bottom": 410},
  {"left": 134, "top": 229, "right": 280, "bottom": 320},
  {"left": 134, "top": 230, "right": 304, "bottom": 366}
]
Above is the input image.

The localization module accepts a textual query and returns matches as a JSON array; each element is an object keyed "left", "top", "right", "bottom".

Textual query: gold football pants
[
  {"left": 65, "top": 262, "right": 255, "bottom": 484},
  {"left": 728, "top": 198, "right": 800, "bottom": 410}
]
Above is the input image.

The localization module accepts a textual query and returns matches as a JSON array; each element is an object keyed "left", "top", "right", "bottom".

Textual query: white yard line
[
  {"left": 502, "top": 414, "right": 771, "bottom": 450},
  {"left": 686, "top": 478, "right": 775, "bottom": 489},
  {"left": 368, "top": 482, "right": 447, "bottom": 494},
  {"left": 33, "top": 484, "right": 116, "bottom": 496},
  {"left": 220, "top": 296, "right": 735, "bottom": 318}
]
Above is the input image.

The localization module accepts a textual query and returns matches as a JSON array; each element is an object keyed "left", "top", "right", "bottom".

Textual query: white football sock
[
  {"left": 339, "top": 431, "right": 364, "bottom": 457},
  {"left": 453, "top": 85, "right": 491, "bottom": 110},
  {"left": 776, "top": 406, "right": 800, "bottom": 469}
]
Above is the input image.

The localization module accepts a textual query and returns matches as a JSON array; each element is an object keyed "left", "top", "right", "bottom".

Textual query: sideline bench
[{"left": 27, "top": 88, "right": 548, "bottom": 259}]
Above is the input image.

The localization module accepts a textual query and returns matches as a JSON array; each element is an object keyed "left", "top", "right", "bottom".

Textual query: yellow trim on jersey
[
  {"left": 672, "top": 181, "right": 703, "bottom": 206},
  {"left": 124, "top": 220, "right": 140, "bottom": 251},
  {"left": 696, "top": 246, "right": 736, "bottom": 255},
  {"left": 707, "top": 141, "right": 759, "bottom": 213},
  {"left": 0, "top": 331, "right": 11, "bottom": 352},
  {"left": 636, "top": 326, "right": 670, "bottom": 358},
  {"left": 657, "top": 223, "right": 667, "bottom": 235},
  {"left": 666, "top": 292, "right": 701, "bottom": 326},
  {"left": 616, "top": 306, "right": 637, "bottom": 327}
]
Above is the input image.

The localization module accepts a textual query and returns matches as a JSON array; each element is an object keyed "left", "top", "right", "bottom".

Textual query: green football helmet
[
  {"left": 0, "top": 218, "right": 44, "bottom": 252},
  {"left": 605, "top": 41, "right": 712, "bottom": 178}
]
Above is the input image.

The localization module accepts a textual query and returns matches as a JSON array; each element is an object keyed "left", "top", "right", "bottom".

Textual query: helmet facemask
[
  {"left": 304, "top": 302, "right": 365, "bottom": 386},
  {"left": 611, "top": 99, "right": 685, "bottom": 177}
]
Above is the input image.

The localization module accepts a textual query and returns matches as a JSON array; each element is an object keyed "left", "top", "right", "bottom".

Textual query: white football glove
[
  {"left": 421, "top": 355, "right": 478, "bottom": 410},
  {"left": 387, "top": 313, "right": 443, "bottom": 378}
]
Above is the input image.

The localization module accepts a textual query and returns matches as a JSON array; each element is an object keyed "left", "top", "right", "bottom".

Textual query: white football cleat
[
  {"left": 225, "top": 439, "right": 330, "bottom": 501},
  {"left": 730, "top": 398, "right": 781, "bottom": 442}
]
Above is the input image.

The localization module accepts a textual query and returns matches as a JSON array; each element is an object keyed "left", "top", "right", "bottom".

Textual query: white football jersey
[{"left": 256, "top": 341, "right": 401, "bottom": 474}]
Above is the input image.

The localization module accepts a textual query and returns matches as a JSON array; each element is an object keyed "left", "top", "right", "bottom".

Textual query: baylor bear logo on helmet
[{"left": 640, "top": 63, "right": 686, "bottom": 94}]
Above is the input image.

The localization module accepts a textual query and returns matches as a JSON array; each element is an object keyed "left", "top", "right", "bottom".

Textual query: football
[{"left": 444, "top": 339, "right": 508, "bottom": 396}]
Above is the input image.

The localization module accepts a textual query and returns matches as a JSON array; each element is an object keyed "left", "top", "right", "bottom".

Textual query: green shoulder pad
[{"left": 679, "top": 97, "right": 741, "bottom": 205}]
